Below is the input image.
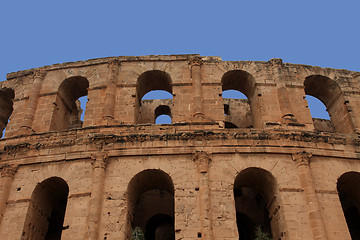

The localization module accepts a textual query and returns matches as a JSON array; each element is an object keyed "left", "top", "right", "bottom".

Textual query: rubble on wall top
[{"left": 5, "top": 54, "right": 358, "bottom": 80}]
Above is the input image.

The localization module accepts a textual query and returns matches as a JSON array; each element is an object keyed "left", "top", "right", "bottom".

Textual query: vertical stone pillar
[
  {"left": 21, "top": 69, "right": 47, "bottom": 134},
  {"left": 102, "top": 60, "right": 120, "bottom": 124},
  {"left": 0, "top": 164, "right": 17, "bottom": 226},
  {"left": 270, "top": 59, "right": 292, "bottom": 116},
  {"left": 189, "top": 57, "right": 204, "bottom": 119},
  {"left": 193, "top": 151, "right": 213, "bottom": 240},
  {"left": 85, "top": 153, "right": 109, "bottom": 240},
  {"left": 292, "top": 151, "right": 328, "bottom": 240}
]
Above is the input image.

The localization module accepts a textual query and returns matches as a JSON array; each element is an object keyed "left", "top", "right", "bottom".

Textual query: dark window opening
[
  {"left": 0, "top": 88, "right": 14, "bottom": 138},
  {"left": 45, "top": 198, "right": 68, "bottom": 240},
  {"left": 234, "top": 168, "right": 278, "bottom": 239},
  {"left": 127, "top": 169, "right": 175, "bottom": 240},
  {"left": 145, "top": 214, "right": 175, "bottom": 240},
  {"left": 155, "top": 105, "right": 171, "bottom": 124},
  {"left": 224, "top": 104, "right": 230, "bottom": 115},
  {"left": 337, "top": 172, "right": 360, "bottom": 240},
  {"left": 22, "top": 177, "right": 69, "bottom": 240},
  {"left": 236, "top": 212, "right": 255, "bottom": 240}
]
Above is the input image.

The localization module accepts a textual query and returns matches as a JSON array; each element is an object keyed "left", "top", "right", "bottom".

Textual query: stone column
[
  {"left": 292, "top": 151, "right": 328, "bottom": 240},
  {"left": 0, "top": 164, "right": 17, "bottom": 226},
  {"left": 21, "top": 69, "right": 47, "bottom": 134},
  {"left": 85, "top": 153, "right": 109, "bottom": 240},
  {"left": 193, "top": 151, "right": 213, "bottom": 240},
  {"left": 102, "top": 60, "right": 120, "bottom": 124},
  {"left": 189, "top": 57, "right": 204, "bottom": 119},
  {"left": 271, "top": 59, "right": 291, "bottom": 115}
]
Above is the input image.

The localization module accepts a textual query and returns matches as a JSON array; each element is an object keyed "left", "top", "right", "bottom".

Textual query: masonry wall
[{"left": 0, "top": 55, "right": 359, "bottom": 240}]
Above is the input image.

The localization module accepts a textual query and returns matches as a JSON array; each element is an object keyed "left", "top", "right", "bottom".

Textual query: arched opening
[
  {"left": 0, "top": 88, "right": 14, "bottom": 137},
  {"left": 155, "top": 105, "right": 171, "bottom": 124},
  {"left": 143, "top": 90, "right": 173, "bottom": 100},
  {"left": 50, "top": 76, "right": 89, "bottom": 131},
  {"left": 145, "top": 214, "right": 174, "bottom": 240},
  {"left": 304, "top": 75, "right": 352, "bottom": 133},
  {"left": 135, "top": 71, "right": 173, "bottom": 124},
  {"left": 78, "top": 95, "right": 88, "bottom": 121},
  {"left": 22, "top": 177, "right": 69, "bottom": 240},
  {"left": 127, "top": 169, "right": 175, "bottom": 240},
  {"left": 337, "top": 172, "right": 360, "bottom": 239},
  {"left": 305, "top": 95, "right": 330, "bottom": 119},
  {"left": 222, "top": 70, "right": 255, "bottom": 129},
  {"left": 234, "top": 168, "right": 279, "bottom": 240},
  {"left": 305, "top": 95, "right": 333, "bottom": 132}
]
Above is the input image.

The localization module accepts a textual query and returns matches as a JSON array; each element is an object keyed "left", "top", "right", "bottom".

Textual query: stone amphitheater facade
[{"left": 0, "top": 54, "right": 359, "bottom": 240}]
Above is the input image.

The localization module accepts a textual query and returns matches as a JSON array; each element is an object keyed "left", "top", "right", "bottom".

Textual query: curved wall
[{"left": 0, "top": 55, "right": 359, "bottom": 239}]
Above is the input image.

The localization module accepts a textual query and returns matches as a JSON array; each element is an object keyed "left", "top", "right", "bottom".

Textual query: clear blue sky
[{"left": 1, "top": 1, "right": 359, "bottom": 120}]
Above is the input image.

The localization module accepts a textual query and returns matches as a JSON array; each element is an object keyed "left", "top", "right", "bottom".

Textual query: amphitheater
[{"left": 0, "top": 54, "right": 359, "bottom": 240}]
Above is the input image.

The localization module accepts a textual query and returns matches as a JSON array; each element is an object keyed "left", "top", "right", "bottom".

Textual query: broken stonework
[{"left": 0, "top": 55, "right": 359, "bottom": 239}]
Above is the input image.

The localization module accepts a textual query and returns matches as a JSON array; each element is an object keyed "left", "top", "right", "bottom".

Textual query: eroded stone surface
[{"left": 0, "top": 55, "right": 359, "bottom": 239}]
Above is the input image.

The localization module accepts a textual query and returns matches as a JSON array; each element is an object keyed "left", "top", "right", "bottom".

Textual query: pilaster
[
  {"left": 85, "top": 153, "right": 109, "bottom": 240},
  {"left": 189, "top": 57, "right": 204, "bottom": 121},
  {"left": 0, "top": 164, "right": 17, "bottom": 227},
  {"left": 20, "top": 69, "right": 47, "bottom": 134},
  {"left": 292, "top": 151, "right": 328, "bottom": 240},
  {"left": 102, "top": 60, "right": 120, "bottom": 124},
  {"left": 193, "top": 151, "right": 213, "bottom": 240}
]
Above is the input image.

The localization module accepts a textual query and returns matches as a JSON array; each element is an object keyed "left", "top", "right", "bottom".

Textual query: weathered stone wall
[{"left": 0, "top": 54, "right": 359, "bottom": 240}]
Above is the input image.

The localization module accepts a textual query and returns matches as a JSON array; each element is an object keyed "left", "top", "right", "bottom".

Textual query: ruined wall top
[
  {"left": 0, "top": 54, "right": 359, "bottom": 140},
  {"left": 5, "top": 54, "right": 359, "bottom": 80}
]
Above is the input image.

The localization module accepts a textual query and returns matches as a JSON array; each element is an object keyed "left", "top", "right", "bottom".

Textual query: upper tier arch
[{"left": 1, "top": 55, "right": 359, "bottom": 137}]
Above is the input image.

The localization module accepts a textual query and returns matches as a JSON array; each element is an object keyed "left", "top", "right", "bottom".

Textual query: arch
[
  {"left": 337, "top": 172, "right": 360, "bottom": 239},
  {"left": 50, "top": 76, "right": 89, "bottom": 131},
  {"left": 236, "top": 212, "right": 255, "bottom": 240},
  {"left": 234, "top": 168, "right": 280, "bottom": 239},
  {"left": 137, "top": 71, "right": 172, "bottom": 101},
  {"left": 0, "top": 88, "right": 14, "bottom": 137},
  {"left": 22, "top": 177, "right": 69, "bottom": 240},
  {"left": 127, "top": 169, "right": 175, "bottom": 240},
  {"left": 221, "top": 70, "right": 255, "bottom": 128},
  {"left": 143, "top": 90, "right": 173, "bottom": 100},
  {"left": 222, "top": 89, "right": 248, "bottom": 100},
  {"left": 221, "top": 70, "right": 255, "bottom": 98},
  {"left": 155, "top": 105, "right": 171, "bottom": 124},
  {"left": 305, "top": 95, "right": 330, "bottom": 120},
  {"left": 145, "top": 214, "right": 174, "bottom": 240},
  {"left": 135, "top": 71, "right": 173, "bottom": 124},
  {"left": 304, "top": 75, "right": 353, "bottom": 133}
]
